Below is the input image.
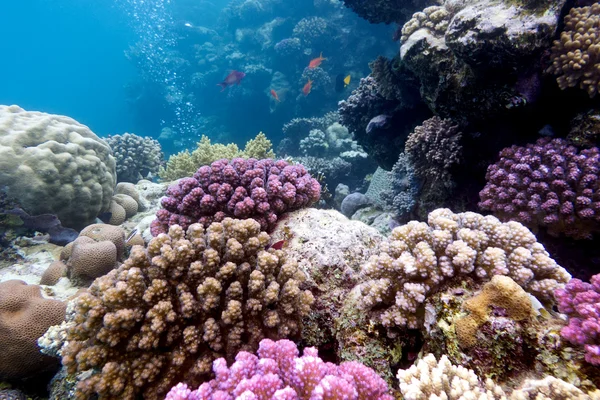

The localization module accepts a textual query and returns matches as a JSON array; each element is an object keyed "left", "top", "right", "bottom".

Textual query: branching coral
[
  {"left": 478, "top": 138, "right": 600, "bottom": 239},
  {"left": 555, "top": 273, "right": 600, "bottom": 366},
  {"left": 547, "top": 3, "right": 600, "bottom": 97},
  {"left": 359, "top": 208, "right": 570, "bottom": 330},
  {"left": 56, "top": 219, "right": 314, "bottom": 400},
  {"left": 159, "top": 133, "right": 275, "bottom": 182},
  {"left": 152, "top": 158, "right": 321, "bottom": 235},
  {"left": 405, "top": 116, "right": 462, "bottom": 189},
  {"left": 106, "top": 132, "right": 164, "bottom": 183},
  {"left": 166, "top": 338, "right": 393, "bottom": 399},
  {"left": 397, "top": 353, "right": 507, "bottom": 399}
]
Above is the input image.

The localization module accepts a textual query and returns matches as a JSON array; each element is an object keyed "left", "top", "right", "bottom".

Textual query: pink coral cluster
[
  {"left": 151, "top": 158, "right": 321, "bottom": 235},
  {"left": 165, "top": 338, "right": 393, "bottom": 400},
  {"left": 555, "top": 274, "right": 600, "bottom": 365},
  {"left": 479, "top": 138, "right": 600, "bottom": 239}
]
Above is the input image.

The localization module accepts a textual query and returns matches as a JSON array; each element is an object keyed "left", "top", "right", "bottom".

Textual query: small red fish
[
  {"left": 270, "top": 89, "right": 281, "bottom": 102},
  {"left": 308, "top": 52, "right": 326, "bottom": 69},
  {"left": 217, "top": 70, "right": 246, "bottom": 91},
  {"left": 270, "top": 239, "right": 286, "bottom": 250},
  {"left": 302, "top": 79, "right": 313, "bottom": 96}
]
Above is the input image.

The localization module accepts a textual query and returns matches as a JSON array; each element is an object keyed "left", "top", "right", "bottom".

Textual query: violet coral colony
[
  {"left": 165, "top": 338, "right": 394, "bottom": 400},
  {"left": 151, "top": 158, "right": 321, "bottom": 235},
  {"left": 49, "top": 218, "right": 314, "bottom": 400},
  {"left": 478, "top": 138, "right": 600, "bottom": 240},
  {"left": 555, "top": 273, "right": 600, "bottom": 366}
]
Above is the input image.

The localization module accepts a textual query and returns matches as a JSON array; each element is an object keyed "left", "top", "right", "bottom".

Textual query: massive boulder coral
[
  {"left": 105, "top": 132, "right": 164, "bottom": 183},
  {"left": 52, "top": 219, "right": 314, "bottom": 400},
  {"left": 546, "top": 3, "right": 600, "bottom": 97},
  {"left": 165, "top": 338, "right": 394, "bottom": 399},
  {"left": 478, "top": 138, "right": 600, "bottom": 239},
  {"left": 0, "top": 105, "right": 116, "bottom": 230},
  {"left": 151, "top": 158, "right": 321, "bottom": 235},
  {"left": 0, "top": 280, "right": 66, "bottom": 380},
  {"left": 359, "top": 208, "right": 570, "bottom": 330}
]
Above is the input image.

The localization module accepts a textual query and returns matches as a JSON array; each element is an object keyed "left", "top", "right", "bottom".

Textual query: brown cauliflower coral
[{"left": 60, "top": 218, "right": 314, "bottom": 400}]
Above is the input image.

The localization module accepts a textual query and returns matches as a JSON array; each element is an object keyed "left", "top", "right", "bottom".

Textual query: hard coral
[
  {"left": 0, "top": 280, "right": 66, "bottom": 380},
  {"left": 359, "top": 208, "right": 570, "bottom": 330},
  {"left": 547, "top": 3, "right": 600, "bottom": 97},
  {"left": 151, "top": 158, "right": 321, "bottom": 235},
  {"left": 105, "top": 132, "right": 164, "bottom": 183},
  {"left": 555, "top": 273, "right": 600, "bottom": 366},
  {"left": 478, "top": 138, "right": 600, "bottom": 239},
  {"left": 397, "top": 353, "right": 507, "bottom": 399},
  {"left": 405, "top": 116, "right": 462, "bottom": 190},
  {"left": 165, "top": 338, "right": 394, "bottom": 400},
  {"left": 59, "top": 219, "right": 314, "bottom": 399},
  {"left": 159, "top": 133, "right": 275, "bottom": 182},
  {"left": 0, "top": 105, "right": 116, "bottom": 230}
]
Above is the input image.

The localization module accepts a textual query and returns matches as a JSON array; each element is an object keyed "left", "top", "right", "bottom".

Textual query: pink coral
[
  {"left": 555, "top": 274, "right": 600, "bottom": 365},
  {"left": 165, "top": 339, "right": 394, "bottom": 400},
  {"left": 151, "top": 159, "right": 321, "bottom": 235},
  {"left": 479, "top": 138, "right": 600, "bottom": 239}
]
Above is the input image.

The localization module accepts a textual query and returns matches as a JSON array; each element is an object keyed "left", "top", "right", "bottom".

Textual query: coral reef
[
  {"left": 555, "top": 273, "right": 600, "bottom": 366},
  {"left": 478, "top": 138, "right": 600, "bottom": 239},
  {"left": 397, "top": 353, "right": 507, "bottom": 399},
  {"left": 568, "top": 109, "right": 600, "bottom": 148},
  {"left": 165, "top": 338, "right": 393, "bottom": 399},
  {"left": 341, "top": 0, "right": 430, "bottom": 24},
  {"left": 151, "top": 158, "right": 321, "bottom": 235},
  {"left": 50, "top": 219, "right": 314, "bottom": 399},
  {"left": 0, "top": 280, "right": 65, "bottom": 380},
  {"left": 359, "top": 208, "right": 570, "bottom": 330},
  {"left": 547, "top": 3, "right": 600, "bottom": 97},
  {"left": 105, "top": 133, "right": 164, "bottom": 183},
  {"left": 0, "top": 105, "right": 116, "bottom": 230},
  {"left": 405, "top": 116, "right": 462, "bottom": 189},
  {"left": 292, "top": 17, "right": 332, "bottom": 48},
  {"left": 379, "top": 153, "right": 421, "bottom": 219},
  {"left": 400, "top": 0, "right": 565, "bottom": 122},
  {"left": 159, "top": 133, "right": 275, "bottom": 182}
]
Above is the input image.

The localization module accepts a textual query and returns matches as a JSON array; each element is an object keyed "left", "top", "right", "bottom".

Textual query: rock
[{"left": 341, "top": 192, "right": 371, "bottom": 217}]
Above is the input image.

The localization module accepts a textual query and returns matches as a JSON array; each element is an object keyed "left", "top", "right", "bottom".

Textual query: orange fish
[
  {"left": 270, "top": 89, "right": 281, "bottom": 102},
  {"left": 308, "top": 52, "right": 326, "bottom": 69},
  {"left": 302, "top": 79, "right": 313, "bottom": 96}
]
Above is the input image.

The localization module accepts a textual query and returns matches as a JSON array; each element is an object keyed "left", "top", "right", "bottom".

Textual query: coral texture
[
  {"left": 397, "top": 353, "right": 507, "bottom": 399},
  {"left": 555, "top": 273, "right": 600, "bottom": 366},
  {"left": 547, "top": 4, "right": 600, "bottom": 97},
  {"left": 105, "top": 132, "right": 164, "bottom": 183},
  {"left": 0, "top": 280, "right": 66, "bottom": 379},
  {"left": 0, "top": 105, "right": 116, "bottom": 230},
  {"left": 478, "top": 138, "right": 600, "bottom": 239},
  {"left": 159, "top": 133, "right": 275, "bottom": 182},
  {"left": 359, "top": 208, "right": 570, "bottom": 330},
  {"left": 379, "top": 153, "right": 420, "bottom": 219},
  {"left": 405, "top": 116, "right": 462, "bottom": 188},
  {"left": 165, "top": 338, "right": 393, "bottom": 399},
  {"left": 58, "top": 219, "right": 314, "bottom": 399},
  {"left": 151, "top": 158, "right": 321, "bottom": 235}
]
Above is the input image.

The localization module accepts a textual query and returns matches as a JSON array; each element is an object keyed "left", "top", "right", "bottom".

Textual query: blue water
[
  {"left": 0, "top": 0, "right": 395, "bottom": 150},
  {"left": 0, "top": 0, "right": 137, "bottom": 136}
]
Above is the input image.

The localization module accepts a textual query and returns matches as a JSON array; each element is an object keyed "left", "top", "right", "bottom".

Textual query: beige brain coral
[
  {"left": 0, "top": 105, "right": 116, "bottom": 230},
  {"left": 547, "top": 3, "right": 600, "bottom": 97},
  {"left": 359, "top": 208, "right": 571, "bottom": 329},
  {"left": 0, "top": 280, "right": 66, "bottom": 379},
  {"left": 59, "top": 218, "right": 313, "bottom": 400}
]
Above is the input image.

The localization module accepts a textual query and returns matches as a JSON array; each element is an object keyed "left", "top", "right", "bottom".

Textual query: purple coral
[
  {"left": 555, "top": 274, "right": 600, "bottom": 365},
  {"left": 165, "top": 338, "right": 394, "bottom": 400},
  {"left": 479, "top": 138, "right": 600, "bottom": 239},
  {"left": 151, "top": 158, "right": 321, "bottom": 236}
]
